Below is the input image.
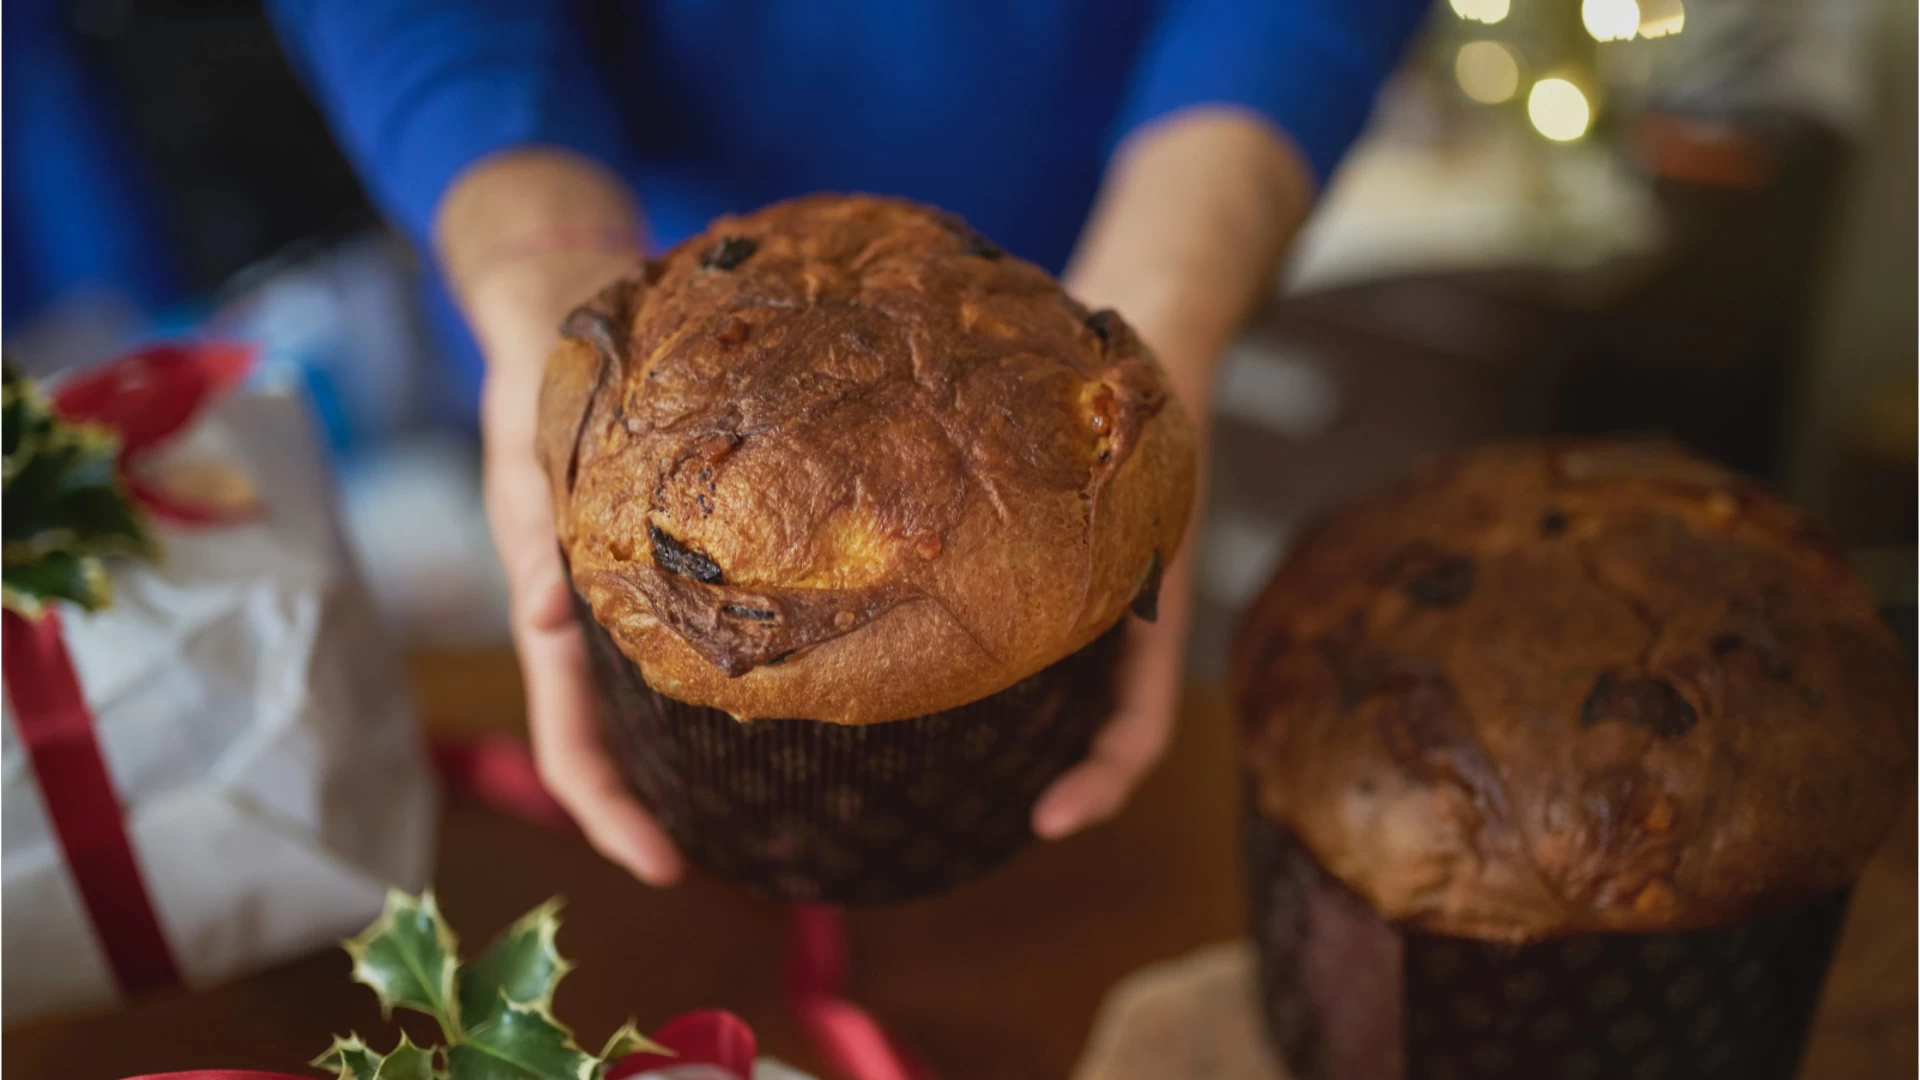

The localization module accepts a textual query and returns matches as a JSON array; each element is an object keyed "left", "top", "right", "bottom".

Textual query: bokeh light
[
  {"left": 1455, "top": 41, "right": 1521, "bottom": 105},
  {"left": 1582, "top": 0, "right": 1641, "bottom": 41},
  {"left": 1449, "top": 0, "right": 1511, "bottom": 25},
  {"left": 1527, "top": 78, "right": 1593, "bottom": 142}
]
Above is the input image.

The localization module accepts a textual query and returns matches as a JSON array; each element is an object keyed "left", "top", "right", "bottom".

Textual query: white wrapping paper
[{"left": 1, "top": 387, "right": 438, "bottom": 1024}]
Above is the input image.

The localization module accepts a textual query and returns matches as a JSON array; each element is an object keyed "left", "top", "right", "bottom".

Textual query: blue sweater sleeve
[
  {"left": 1112, "top": 0, "right": 1431, "bottom": 186},
  {"left": 266, "top": 0, "right": 640, "bottom": 248}
]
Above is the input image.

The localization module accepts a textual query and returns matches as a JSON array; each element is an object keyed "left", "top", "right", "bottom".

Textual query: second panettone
[{"left": 1234, "top": 439, "right": 1912, "bottom": 1079}]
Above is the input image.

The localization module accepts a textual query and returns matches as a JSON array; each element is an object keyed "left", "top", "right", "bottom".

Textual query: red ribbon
[
  {"left": 3, "top": 609, "right": 184, "bottom": 994},
  {"left": 785, "top": 906, "right": 935, "bottom": 1080},
  {"left": 51, "top": 340, "right": 260, "bottom": 524},
  {"left": 122, "top": 1073, "right": 304, "bottom": 1080},
  {"left": 608, "top": 1008, "right": 760, "bottom": 1078},
  {"left": 3, "top": 342, "right": 259, "bottom": 998},
  {"left": 122, "top": 1008, "right": 763, "bottom": 1080}
]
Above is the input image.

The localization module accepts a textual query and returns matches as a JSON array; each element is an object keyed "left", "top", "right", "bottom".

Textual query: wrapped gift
[{"left": 1, "top": 346, "right": 438, "bottom": 1024}]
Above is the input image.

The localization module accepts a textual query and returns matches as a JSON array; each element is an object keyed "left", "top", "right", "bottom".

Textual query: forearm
[
  {"left": 435, "top": 149, "right": 646, "bottom": 375},
  {"left": 1065, "top": 107, "right": 1314, "bottom": 420}
]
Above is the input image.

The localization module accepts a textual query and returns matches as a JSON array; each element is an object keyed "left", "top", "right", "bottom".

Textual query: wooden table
[{"left": 9, "top": 651, "right": 1914, "bottom": 1080}]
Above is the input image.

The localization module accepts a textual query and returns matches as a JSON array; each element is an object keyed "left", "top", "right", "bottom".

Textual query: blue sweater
[{"left": 269, "top": 0, "right": 1428, "bottom": 274}]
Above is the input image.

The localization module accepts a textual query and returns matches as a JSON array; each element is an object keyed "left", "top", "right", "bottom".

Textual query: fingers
[
  {"left": 1031, "top": 620, "right": 1183, "bottom": 840},
  {"left": 481, "top": 367, "right": 684, "bottom": 886},
  {"left": 1033, "top": 544, "right": 1197, "bottom": 840},
  {"left": 520, "top": 607, "right": 685, "bottom": 886},
  {"left": 486, "top": 452, "right": 573, "bottom": 632},
  {"left": 1031, "top": 691, "right": 1176, "bottom": 840}
]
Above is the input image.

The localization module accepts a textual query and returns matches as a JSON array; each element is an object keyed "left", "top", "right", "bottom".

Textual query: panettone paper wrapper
[
  {"left": 1245, "top": 810, "right": 1850, "bottom": 1080},
  {"left": 1, "top": 391, "right": 438, "bottom": 1025},
  {"left": 575, "top": 591, "right": 1121, "bottom": 905}
]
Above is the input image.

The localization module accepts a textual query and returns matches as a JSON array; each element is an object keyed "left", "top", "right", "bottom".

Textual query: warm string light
[
  {"left": 1527, "top": 77, "right": 1593, "bottom": 141},
  {"left": 1455, "top": 41, "right": 1521, "bottom": 104},
  {"left": 1582, "top": 0, "right": 1642, "bottom": 42},
  {"left": 1583, "top": 0, "right": 1684, "bottom": 41},
  {"left": 1449, "top": 0, "right": 1511, "bottom": 25},
  {"left": 1445, "top": 0, "right": 1680, "bottom": 141}
]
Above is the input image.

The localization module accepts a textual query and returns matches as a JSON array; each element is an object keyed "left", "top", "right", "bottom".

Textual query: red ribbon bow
[
  {"left": 50, "top": 340, "right": 259, "bottom": 524},
  {"left": 4, "top": 342, "right": 258, "bottom": 998}
]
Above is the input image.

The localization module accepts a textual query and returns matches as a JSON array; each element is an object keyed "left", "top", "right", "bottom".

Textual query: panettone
[
  {"left": 540, "top": 194, "right": 1194, "bottom": 724},
  {"left": 1235, "top": 439, "right": 1913, "bottom": 943}
]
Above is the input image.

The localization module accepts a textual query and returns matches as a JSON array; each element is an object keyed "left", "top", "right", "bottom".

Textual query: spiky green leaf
[
  {"left": 1, "top": 359, "right": 154, "bottom": 617},
  {"left": 373, "top": 1034, "right": 437, "bottom": 1080},
  {"left": 443, "top": 1000, "right": 597, "bottom": 1080},
  {"left": 597, "top": 1019, "right": 671, "bottom": 1064},
  {"left": 312, "top": 1033, "right": 437, "bottom": 1080},
  {"left": 312, "top": 1034, "right": 381, "bottom": 1080},
  {"left": 2, "top": 362, "right": 54, "bottom": 483},
  {"left": 1, "top": 549, "right": 109, "bottom": 618},
  {"left": 344, "top": 889, "right": 462, "bottom": 1033},
  {"left": 458, "top": 897, "right": 574, "bottom": 1031}
]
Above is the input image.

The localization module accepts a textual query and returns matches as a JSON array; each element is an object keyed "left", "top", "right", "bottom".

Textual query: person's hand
[
  {"left": 1031, "top": 540, "right": 1197, "bottom": 839},
  {"left": 439, "top": 151, "right": 683, "bottom": 885},
  {"left": 471, "top": 267, "right": 684, "bottom": 887},
  {"left": 1031, "top": 109, "right": 1311, "bottom": 839},
  {"left": 439, "top": 152, "right": 686, "bottom": 886},
  {"left": 1030, "top": 301, "right": 1211, "bottom": 842}
]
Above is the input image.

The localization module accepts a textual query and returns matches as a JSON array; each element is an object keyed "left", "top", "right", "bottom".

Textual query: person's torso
[{"left": 588, "top": 0, "right": 1164, "bottom": 272}]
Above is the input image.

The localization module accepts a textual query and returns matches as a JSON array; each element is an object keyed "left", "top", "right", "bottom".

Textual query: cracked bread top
[
  {"left": 539, "top": 195, "right": 1195, "bottom": 723},
  {"left": 1234, "top": 439, "right": 1913, "bottom": 942}
]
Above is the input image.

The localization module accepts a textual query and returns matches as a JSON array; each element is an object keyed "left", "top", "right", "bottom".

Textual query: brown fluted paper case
[
  {"left": 1244, "top": 811, "right": 1852, "bottom": 1080},
  {"left": 574, "top": 590, "right": 1122, "bottom": 905}
]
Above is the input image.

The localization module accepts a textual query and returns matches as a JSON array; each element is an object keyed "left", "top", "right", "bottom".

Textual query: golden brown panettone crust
[
  {"left": 1234, "top": 440, "right": 1914, "bottom": 943},
  {"left": 541, "top": 195, "right": 1194, "bottom": 723}
]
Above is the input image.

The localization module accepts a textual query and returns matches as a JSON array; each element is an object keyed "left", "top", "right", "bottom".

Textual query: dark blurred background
[{"left": 4, "top": 0, "right": 1914, "bottom": 661}]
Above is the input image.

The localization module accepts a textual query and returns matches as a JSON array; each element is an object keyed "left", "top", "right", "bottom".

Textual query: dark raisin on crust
[
  {"left": 1539, "top": 509, "right": 1568, "bottom": 536},
  {"left": 701, "top": 236, "right": 758, "bottom": 271},
  {"left": 722, "top": 603, "right": 777, "bottom": 622},
  {"left": 649, "top": 524, "right": 725, "bottom": 584},
  {"left": 1406, "top": 556, "right": 1477, "bottom": 609},
  {"left": 935, "top": 212, "right": 1003, "bottom": 259},
  {"left": 1085, "top": 309, "right": 1120, "bottom": 343},
  {"left": 1579, "top": 671, "right": 1698, "bottom": 739},
  {"left": 1710, "top": 631, "right": 1794, "bottom": 680}
]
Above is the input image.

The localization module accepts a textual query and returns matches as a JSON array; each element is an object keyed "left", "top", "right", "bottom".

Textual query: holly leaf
[
  {"left": 443, "top": 1000, "right": 597, "bottom": 1080},
  {"left": 312, "top": 1034, "right": 380, "bottom": 1080},
  {"left": 2, "top": 549, "right": 109, "bottom": 618},
  {"left": 1, "top": 359, "right": 154, "bottom": 617},
  {"left": 372, "top": 1035, "right": 437, "bottom": 1080},
  {"left": 344, "top": 889, "right": 462, "bottom": 1033},
  {"left": 597, "top": 1019, "right": 671, "bottom": 1063},
  {"left": 2, "top": 427, "right": 149, "bottom": 550},
  {"left": 458, "top": 897, "right": 574, "bottom": 1031},
  {"left": 312, "top": 1033, "right": 437, "bottom": 1080},
  {"left": 2, "top": 361, "right": 54, "bottom": 482}
]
